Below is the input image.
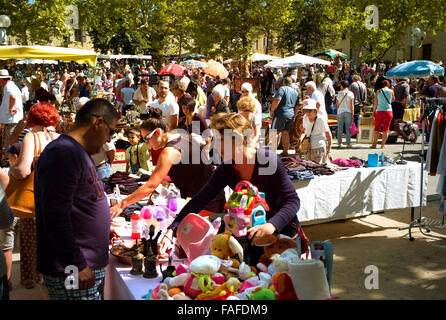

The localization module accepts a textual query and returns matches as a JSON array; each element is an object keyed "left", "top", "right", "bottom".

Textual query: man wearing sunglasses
[{"left": 34, "top": 98, "right": 120, "bottom": 300}]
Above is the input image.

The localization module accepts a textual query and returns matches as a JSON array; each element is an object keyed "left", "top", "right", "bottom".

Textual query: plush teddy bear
[
  {"left": 210, "top": 231, "right": 244, "bottom": 270},
  {"left": 253, "top": 234, "right": 298, "bottom": 268}
]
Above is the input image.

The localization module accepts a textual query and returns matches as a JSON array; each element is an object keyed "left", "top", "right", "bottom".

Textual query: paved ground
[{"left": 8, "top": 137, "right": 446, "bottom": 300}]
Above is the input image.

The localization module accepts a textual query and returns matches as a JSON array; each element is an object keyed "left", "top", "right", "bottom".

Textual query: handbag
[
  {"left": 298, "top": 116, "right": 317, "bottom": 154},
  {"left": 350, "top": 122, "right": 359, "bottom": 136},
  {"left": 5, "top": 132, "right": 41, "bottom": 218}
]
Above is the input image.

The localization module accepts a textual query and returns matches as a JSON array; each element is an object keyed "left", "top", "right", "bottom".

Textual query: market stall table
[{"left": 293, "top": 161, "right": 427, "bottom": 225}]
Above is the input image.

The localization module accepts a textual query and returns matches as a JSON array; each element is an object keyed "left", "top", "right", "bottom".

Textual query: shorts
[
  {"left": 374, "top": 111, "right": 393, "bottom": 132},
  {"left": 0, "top": 217, "right": 19, "bottom": 251},
  {"left": 43, "top": 267, "right": 106, "bottom": 300},
  {"left": 271, "top": 117, "right": 294, "bottom": 132}
]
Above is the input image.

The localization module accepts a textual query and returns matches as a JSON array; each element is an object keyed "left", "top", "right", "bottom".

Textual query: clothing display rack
[{"left": 404, "top": 97, "right": 446, "bottom": 241}]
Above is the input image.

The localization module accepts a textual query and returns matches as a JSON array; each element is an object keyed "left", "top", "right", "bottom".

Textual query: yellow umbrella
[
  {"left": 203, "top": 59, "right": 229, "bottom": 79},
  {"left": 0, "top": 45, "right": 98, "bottom": 66}
]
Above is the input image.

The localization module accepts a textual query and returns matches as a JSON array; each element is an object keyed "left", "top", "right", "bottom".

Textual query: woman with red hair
[{"left": 8, "top": 102, "right": 60, "bottom": 290}]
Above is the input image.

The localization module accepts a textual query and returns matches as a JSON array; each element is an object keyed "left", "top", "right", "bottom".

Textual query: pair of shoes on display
[{"left": 21, "top": 279, "right": 35, "bottom": 289}]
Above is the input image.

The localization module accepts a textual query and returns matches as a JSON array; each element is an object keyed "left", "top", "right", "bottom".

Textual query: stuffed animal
[
  {"left": 210, "top": 231, "right": 244, "bottom": 269},
  {"left": 272, "top": 272, "right": 298, "bottom": 300},
  {"left": 250, "top": 288, "right": 276, "bottom": 300},
  {"left": 253, "top": 234, "right": 298, "bottom": 269},
  {"left": 163, "top": 256, "right": 225, "bottom": 299},
  {"left": 266, "top": 249, "right": 300, "bottom": 275}
]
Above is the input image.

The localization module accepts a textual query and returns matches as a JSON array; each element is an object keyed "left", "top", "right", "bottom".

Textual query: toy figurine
[
  {"left": 160, "top": 256, "right": 176, "bottom": 282},
  {"left": 130, "top": 250, "right": 144, "bottom": 275},
  {"left": 143, "top": 246, "right": 158, "bottom": 279},
  {"left": 142, "top": 224, "right": 162, "bottom": 258},
  {"left": 224, "top": 207, "right": 251, "bottom": 237}
]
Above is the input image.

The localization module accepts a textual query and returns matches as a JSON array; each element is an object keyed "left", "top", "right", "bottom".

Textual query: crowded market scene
[{"left": 0, "top": 0, "right": 445, "bottom": 307}]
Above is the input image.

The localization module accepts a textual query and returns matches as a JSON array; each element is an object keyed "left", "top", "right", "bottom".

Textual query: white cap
[{"left": 302, "top": 98, "right": 317, "bottom": 110}]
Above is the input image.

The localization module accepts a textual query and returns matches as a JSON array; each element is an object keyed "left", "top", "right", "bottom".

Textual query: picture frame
[{"left": 357, "top": 125, "right": 374, "bottom": 144}]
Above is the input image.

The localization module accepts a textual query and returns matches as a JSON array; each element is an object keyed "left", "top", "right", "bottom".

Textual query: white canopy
[
  {"left": 16, "top": 59, "right": 59, "bottom": 65},
  {"left": 248, "top": 52, "right": 280, "bottom": 62},
  {"left": 264, "top": 53, "right": 330, "bottom": 68},
  {"left": 98, "top": 54, "right": 152, "bottom": 60}
]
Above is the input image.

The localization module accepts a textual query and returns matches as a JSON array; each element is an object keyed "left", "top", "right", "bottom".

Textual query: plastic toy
[
  {"left": 224, "top": 181, "right": 270, "bottom": 231},
  {"left": 224, "top": 207, "right": 251, "bottom": 237},
  {"left": 310, "top": 241, "right": 334, "bottom": 291},
  {"left": 176, "top": 214, "right": 221, "bottom": 265}
]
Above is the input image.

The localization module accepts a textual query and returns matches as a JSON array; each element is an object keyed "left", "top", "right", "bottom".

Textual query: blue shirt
[
  {"left": 376, "top": 88, "right": 393, "bottom": 111},
  {"left": 273, "top": 86, "right": 299, "bottom": 119},
  {"left": 35, "top": 135, "right": 110, "bottom": 276}
]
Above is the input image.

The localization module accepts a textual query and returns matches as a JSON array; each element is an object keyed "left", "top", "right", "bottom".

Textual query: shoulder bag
[
  {"left": 5, "top": 132, "right": 41, "bottom": 218},
  {"left": 298, "top": 116, "right": 317, "bottom": 154}
]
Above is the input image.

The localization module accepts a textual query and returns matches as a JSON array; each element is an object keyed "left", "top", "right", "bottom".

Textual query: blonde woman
[{"left": 158, "top": 113, "right": 302, "bottom": 265}]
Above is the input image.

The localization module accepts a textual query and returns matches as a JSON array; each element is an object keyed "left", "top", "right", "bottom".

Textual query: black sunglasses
[{"left": 92, "top": 114, "right": 115, "bottom": 136}]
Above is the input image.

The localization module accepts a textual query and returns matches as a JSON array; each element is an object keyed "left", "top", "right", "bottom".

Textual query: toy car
[{"left": 224, "top": 180, "right": 270, "bottom": 227}]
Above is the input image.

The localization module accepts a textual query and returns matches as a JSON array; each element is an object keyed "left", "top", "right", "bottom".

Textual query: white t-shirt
[
  {"left": 311, "top": 90, "right": 328, "bottom": 121},
  {"left": 21, "top": 86, "right": 29, "bottom": 104},
  {"left": 303, "top": 115, "right": 329, "bottom": 149},
  {"left": 151, "top": 94, "right": 179, "bottom": 125},
  {"left": 133, "top": 86, "right": 157, "bottom": 114},
  {"left": 50, "top": 80, "right": 64, "bottom": 98},
  {"left": 0, "top": 81, "right": 23, "bottom": 124},
  {"left": 121, "top": 87, "right": 135, "bottom": 105},
  {"left": 91, "top": 141, "right": 116, "bottom": 167},
  {"left": 336, "top": 90, "right": 354, "bottom": 114}
]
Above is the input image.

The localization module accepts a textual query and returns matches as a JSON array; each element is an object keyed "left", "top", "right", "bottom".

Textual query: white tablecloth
[{"left": 293, "top": 161, "right": 428, "bottom": 225}]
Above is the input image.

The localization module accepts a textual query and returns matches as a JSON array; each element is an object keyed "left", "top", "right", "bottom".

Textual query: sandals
[
  {"left": 369, "top": 145, "right": 377, "bottom": 149},
  {"left": 21, "top": 279, "right": 35, "bottom": 289}
]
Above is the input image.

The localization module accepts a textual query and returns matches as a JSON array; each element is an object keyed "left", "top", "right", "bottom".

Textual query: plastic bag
[{"left": 350, "top": 122, "right": 359, "bottom": 136}]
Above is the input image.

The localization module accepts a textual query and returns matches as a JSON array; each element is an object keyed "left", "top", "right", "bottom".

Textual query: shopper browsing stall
[
  {"left": 371, "top": 80, "right": 395, "bottom": 149},
  {"left": 158, "top": 113, "right": 301, "bottom": 259},
  {"left": 296, "top": 98, "right": 333, "bottom": 164},
  {"left": 110, "top": 108, "right": 226, "bottom": 218},
  {"left": 35, "top": 98, "right": 120, "bottom": 300}
]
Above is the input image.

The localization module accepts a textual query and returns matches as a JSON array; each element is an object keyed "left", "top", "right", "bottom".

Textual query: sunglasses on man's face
[{"left": 92, "top": 114, "right": 115, "bottom": 136}]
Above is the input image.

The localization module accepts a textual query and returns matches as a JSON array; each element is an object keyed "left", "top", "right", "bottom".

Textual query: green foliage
[
  {"left": 0, "top": 0, "right": 72, "bottom": 45},
  {"left": 347, "top": 0, "right": 446, "bottom": 62},
  {"left": 190, "top": 0, "right": 293, "bottom": 60},
  {"left": 275, "top": 0, "right": 350, "bottom": 55}
]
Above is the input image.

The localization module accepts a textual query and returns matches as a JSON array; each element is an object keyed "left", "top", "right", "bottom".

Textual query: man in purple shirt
[{"left": 35, "top": 98, "right": 119, "bottom": 300}]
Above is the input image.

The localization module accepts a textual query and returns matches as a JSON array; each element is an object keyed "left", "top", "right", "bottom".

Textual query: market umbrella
[
  {"left": 248, "top": 53, "right": 280, "bottom": 62},
  {"left": 0, "top": 45, "right": 98, "bottom": 66},
  {"left": 386, "top": 60, "right": 445, "bottom": 79},
  {"left": 16, "top": 59, "right": 59, "bottom": 65},
  {"left": 179, "top": 53, "right": 208, "bottom": 60},
  {"left": 180, "top": 59, "right": 208, "bottom": 69},
  {"left": 264, "top": 53, "right": 330, "bottom": 68},
  {"left": 203, "top": 59, "right": 229, "bottom": 79},
  {"left": 314, "top": 49, "right": 347, "bottom": 59},
  {"left": 158, "top": 63, "right": 185, "bottom": 76}
]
